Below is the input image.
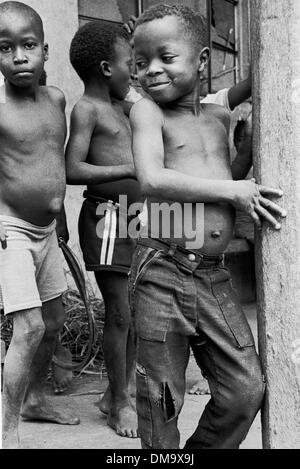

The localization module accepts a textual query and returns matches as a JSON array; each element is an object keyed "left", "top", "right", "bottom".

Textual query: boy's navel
[{"left": 211, "top": 230, "right": 221, "bottom": 238}]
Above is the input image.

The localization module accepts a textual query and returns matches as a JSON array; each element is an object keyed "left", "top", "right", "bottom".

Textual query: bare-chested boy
[
  {"left": 129, "top": 4, "right": 286, "bottom": 449},
  {"left": 0, "top": 1, "right": 79, "bottom": 449},
  {"left": 66, "top": 21, "right": 140, "bottom": 438}
]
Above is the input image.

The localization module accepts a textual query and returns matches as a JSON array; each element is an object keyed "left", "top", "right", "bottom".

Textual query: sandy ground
[{"left": 15, "top": 303, "right": 261, "bottom": 449}]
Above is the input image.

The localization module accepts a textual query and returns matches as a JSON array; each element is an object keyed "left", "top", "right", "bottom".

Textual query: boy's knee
[
  {"left": 227, "top": 372, "right": 265, "bottom": 422},
  {"left": 44, "top": 315, "right": 64, "bottom": 338},
  {"left": 14, "top": 315, "right": 46, "bottom": 345},
  {"left": 107, "top": 304, "right": 131, "bottom": 330}
]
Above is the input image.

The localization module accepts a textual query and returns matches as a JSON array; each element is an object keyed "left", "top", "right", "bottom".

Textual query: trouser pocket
[{"left": 209, "top": 268, "right": 255, "bottom": 348}]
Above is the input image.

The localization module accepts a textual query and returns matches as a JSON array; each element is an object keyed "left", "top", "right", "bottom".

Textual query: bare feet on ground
[
  {"left": 96, "top": 384, "right": 136, "bottom": 414},
  {"left": 21, "top": 396, "right": 80, "bottom": 425},
  {"left": 107, "top": 403, "right": 138, "bottom": 438},
  {"left": 52, "top": 343, "right": 73, "bottom": 394},
  {"left": 188, "top": 376, "right": 210, "bottom": 395}
]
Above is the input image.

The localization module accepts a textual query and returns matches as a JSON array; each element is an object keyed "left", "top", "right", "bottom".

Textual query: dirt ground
[{"left": 14, "top": 303, "right": 262, "bottom": 449}]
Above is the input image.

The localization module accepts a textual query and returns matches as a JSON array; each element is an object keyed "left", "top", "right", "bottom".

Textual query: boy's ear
[
  {"left": 198, "top": 47, "right": 210, "bottom": 72},
  {"left": 43, "top": 43, "right": 49, "bottom": 62},
  {"left": 100, "top": 60, "right": 112, "bottom": 78}
]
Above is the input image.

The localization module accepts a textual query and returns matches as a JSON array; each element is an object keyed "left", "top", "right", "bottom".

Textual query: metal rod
[
  {"left": 206, "top": 0, "right": 212, "bottom": 93},
  {"left": 138, "top": 0, "right": 143, "bottom": 16}
]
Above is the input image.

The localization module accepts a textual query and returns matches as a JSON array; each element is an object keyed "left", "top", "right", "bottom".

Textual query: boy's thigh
[
  {"left": 95, "top": 271, "right": 131, "bottom": 328},
  {"left": 95, "top": 270, "right": 129, "bottom": 304},
  {"left": 193, "top": 267, "right": 262, "bottom": 390},
  {"left": 0, "top": 247, "right": 42, "bottom": 315},
  {"left": 37, "top": 230, "right": 67, "bottom": 304}
]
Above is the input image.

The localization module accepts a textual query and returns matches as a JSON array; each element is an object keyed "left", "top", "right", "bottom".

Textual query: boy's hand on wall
[
  {"left": 232, "top": 179, "right": 286, "bottom": 230},
  {"left": 123, "top": 16, "right": 137, "bottom": 35},
  {"left": 0, "top": 221, "right": 7, "bottom": 249},
  {"left": 243, "top": 112, "right": 252, "bottom": 139}
]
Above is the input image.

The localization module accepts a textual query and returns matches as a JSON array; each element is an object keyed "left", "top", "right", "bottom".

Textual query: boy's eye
[
  {"left": 162, "top": 55, "right": 175, "bottom": 63},
  {"left": 136, "top": 60, "right": 147, "bottom": 69},
  {"left": 0, "top": 45, "right": 12, "bottom": 53},
  {"left": 24, "top": 43, "right": 36, "bottom": 50}
]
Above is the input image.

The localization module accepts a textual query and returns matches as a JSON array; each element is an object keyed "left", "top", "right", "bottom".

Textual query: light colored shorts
[{"left": 0, "top": 215, "right": 67, "bottom": 315}]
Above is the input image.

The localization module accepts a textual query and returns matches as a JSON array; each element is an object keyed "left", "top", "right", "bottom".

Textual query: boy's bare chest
[
  {"left": 164, "top": 114, "right": 227, "bottom": 155},
  {"left": 0, "top": 101, "right": 66, "bottom": 147},
  {"left": 162, "top": 113, "right": 230, "bottom": 175},
  {"left": 94, "top": 104, "right": 131, "bottom": 141}
]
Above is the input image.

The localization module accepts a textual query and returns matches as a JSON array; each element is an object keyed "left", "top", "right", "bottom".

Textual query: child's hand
[
  {"left": 0, "top": 222, "right": 7, "bottom": 249},
  {"left": 243, "top": 112, "right": 252, "bottom": 139},
  {"left": 232, "top": 178, "right": 286, "bottom": 230},
  {"left": 123, "top": 16, "right": 137, "bottom": 35}
]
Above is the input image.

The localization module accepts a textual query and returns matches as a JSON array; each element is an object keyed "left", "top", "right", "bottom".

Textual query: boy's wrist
[{"left": 222, "top": 180, "right": 238, "bottom": 204}]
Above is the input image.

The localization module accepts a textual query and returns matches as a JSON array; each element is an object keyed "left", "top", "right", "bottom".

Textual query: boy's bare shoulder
[
  {"left": 130, "top": 97, "right": 164, "bottom": 124},
  {"left": 70, "top": 96, "right": 99, "bottom": 125},
  {"left": 42, "top": 85, "right": 66, "bottom": 111},
  {"left": 202, "top": 102, "right": 230, "bottom": 131}
]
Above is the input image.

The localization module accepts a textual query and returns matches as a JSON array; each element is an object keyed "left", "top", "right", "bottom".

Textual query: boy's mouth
[
  {"left": 147, "top": 81, "right": 171, "bottom": 91},
  {"left": 14, "top": 70, "right": 34, "bottom": 77}
]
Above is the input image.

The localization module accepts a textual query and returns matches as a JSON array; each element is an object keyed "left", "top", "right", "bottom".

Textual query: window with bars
[{"left": 77, "top": 0, "right": 244, "bottom": 93}]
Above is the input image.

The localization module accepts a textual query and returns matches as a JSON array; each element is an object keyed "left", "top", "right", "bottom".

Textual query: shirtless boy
[
  {"left": 129, "top": 4, "right": 286, "bottom": 449},
  {"left": 0, "top": 1, "right": 79, "bottom": 449},
  {"left": 66, "top": 21, "right": 140, "bottom": 438}
]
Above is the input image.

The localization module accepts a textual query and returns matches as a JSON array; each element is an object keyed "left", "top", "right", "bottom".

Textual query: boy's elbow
[{"left": 139, "top": 176, "right": 159, "bottom": 196}]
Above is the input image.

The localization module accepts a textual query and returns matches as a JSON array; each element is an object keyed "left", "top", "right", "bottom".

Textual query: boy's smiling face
[
  {"left": 134, "top": 15, "right": 205, "bottom": 104},
  {"left": 0, "top": 10, "right": 48, "bottom": 88}
]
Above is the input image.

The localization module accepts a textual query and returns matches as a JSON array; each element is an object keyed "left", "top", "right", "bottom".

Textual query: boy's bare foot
[
  {"left": 188, "top": 377, "right": 210, "bottom": 395},
  {"left": 107, "top": 403, "right": 138, "bottom": 438},
  {"left": 97, "top": 384, "right": 136, "bottom": 414},
  {"left": 21, "top": 398, "right": 80, "bottom": 425},
  {"left": 52, "top": 343, "right": 73, "bottom": 394}
]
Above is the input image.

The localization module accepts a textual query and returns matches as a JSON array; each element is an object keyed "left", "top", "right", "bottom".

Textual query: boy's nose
[
  {"left": 146, "top": 60, "right": 163, "bottom": 76},
  {"left": 13, "top": 48, "right": 28, "bottom": 64}
]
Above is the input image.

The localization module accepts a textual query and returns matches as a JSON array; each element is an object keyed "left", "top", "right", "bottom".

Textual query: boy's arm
[
  {"left": 231, "top": 115, "right": 253, "bottom": 180},
  {"left": 130, "top": 99, "right": 285, "bottom": 229},
  {"left": 66, "top": 101, "right": 135, "bottom": 185},
  {"left": 228, "top": 71, "right": 251, "bottom": 110}
]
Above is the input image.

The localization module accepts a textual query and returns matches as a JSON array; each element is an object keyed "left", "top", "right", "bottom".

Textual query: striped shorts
[{"left": 78, "top": 196, "right": 136, "bottom": 274}]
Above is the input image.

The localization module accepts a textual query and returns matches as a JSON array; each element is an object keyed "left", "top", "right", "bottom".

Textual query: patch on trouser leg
[
  {"left": 161, "top": 382, "right": 176, "bottom": 422},
  {"left": 136, "top": 363, "right": 181, "bottom": 447}
]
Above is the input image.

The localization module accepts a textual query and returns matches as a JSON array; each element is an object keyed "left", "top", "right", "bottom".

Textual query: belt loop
[
  {"left": 221, "top": 254, "right": 225, "bottom": 266},
  {"left": 167, "top": 243, "right": 177, "bottom": 257}
]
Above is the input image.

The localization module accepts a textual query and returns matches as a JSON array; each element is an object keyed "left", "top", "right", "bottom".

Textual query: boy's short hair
[
  {"left": 70, "top": 21, "right": 130, "bottom": 82},
  {"left": 0, "top": 1, "right": 44, "bottom": 41},
  {"left": 135, "top": 4, "right": 208, "bottom": 50}
]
